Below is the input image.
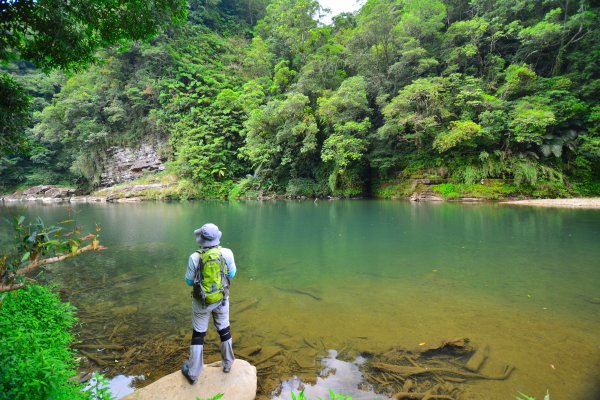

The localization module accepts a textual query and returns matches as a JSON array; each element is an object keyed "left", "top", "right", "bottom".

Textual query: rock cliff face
[{"left": 100, "top": 142, "right": 166, "bottom": 187}]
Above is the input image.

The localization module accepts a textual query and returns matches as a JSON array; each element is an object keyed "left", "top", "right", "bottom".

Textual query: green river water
[{"left": 1, "top": 200, "right": 599, "bottom": 399}]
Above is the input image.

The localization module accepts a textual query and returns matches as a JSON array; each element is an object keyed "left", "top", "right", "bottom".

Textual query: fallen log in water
[
  {"left": 237, "top": 345, "right": 262, "bottom": 359},
  {"left": 394, "top": 393, "right": 455, "bottom": 400},
  {"left": 255, "top": 347, "right": 282, "bottom": 365},
  {"left": 418, "top": 337, "right": 471, "bottom": 353},
  {"left": 121, "top": 346, "right": 140, "bottom": 362},
  {"left": 274, "top": 286, "right": 322, "bottom": 301},
  {"left": 235, "top": 298, "right": 262, "bottom": 313},
  {"left": 79, "top": 350, "right": 110, "bottom": 366},
  {"left": 362, "top": 337, "right": 516, "bottom": 399},
  {"left": 75, "top": 344, "right": 125, "bottom": 350},
  {"left": 394, "top": 383, "right": 459, "bottom": 399},
  {"left": 371, "top": 362, "right": 515, "bottom": 381}
]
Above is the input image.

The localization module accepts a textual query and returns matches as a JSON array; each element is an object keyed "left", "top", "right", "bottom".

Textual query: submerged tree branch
[
  {"left": 1, "top": 243, "right": 106, "bottom": 293},
  {"left": 0, "top": 283, "right": 26, "bottom": 293},
  {"left": 16, "top": 243, "right": 106, "bottom": 276}
]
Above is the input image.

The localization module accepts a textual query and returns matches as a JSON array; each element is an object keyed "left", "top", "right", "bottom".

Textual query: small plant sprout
[{"left": 514, "top": 389, "right": 550, "bottom": 400}]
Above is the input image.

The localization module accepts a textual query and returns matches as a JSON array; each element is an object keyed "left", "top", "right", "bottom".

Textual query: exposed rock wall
[{"left": 100, "top": 142, "right": 166, "bottom": 187}]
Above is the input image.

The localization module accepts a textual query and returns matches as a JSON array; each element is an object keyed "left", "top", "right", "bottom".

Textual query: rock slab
[
  {"left": 123, "top": 360, "right": 256, "bottom": 400},
  {"left": 100, "top": 142, "right": 166, "bottom": 187}
]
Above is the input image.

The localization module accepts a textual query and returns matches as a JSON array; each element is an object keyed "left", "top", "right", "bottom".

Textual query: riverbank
[
  {"left": 501, "top": 198, "right": 600, "bottom": 208},
  {"left": 3, "top": 178, "right": 600, "bottom": 208}
]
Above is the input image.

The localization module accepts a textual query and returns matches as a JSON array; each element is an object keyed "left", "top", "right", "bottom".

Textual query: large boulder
[
  {"left": 23, "top": 185, "right": 52, "bottom": 196},
  {"left": 123, "top": 359, "right": 256, "bottom": 400},
  {"left": 44, "top": 187, "right": 75, "bottom": 198},
  {"left": 410, "top": 190, "right": 443, "bottom": 202}
]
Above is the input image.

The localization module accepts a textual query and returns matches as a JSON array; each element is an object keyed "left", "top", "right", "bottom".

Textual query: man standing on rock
[{"left": 182, "top": 223, "right": 236, "bottom": 384}]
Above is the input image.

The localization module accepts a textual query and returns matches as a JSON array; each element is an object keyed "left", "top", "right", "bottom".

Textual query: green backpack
[{"left": 192, "top": 246, "right": 229, "bottom": 305}]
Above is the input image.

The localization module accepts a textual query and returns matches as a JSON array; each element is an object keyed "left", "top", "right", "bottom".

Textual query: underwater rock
[
  {"left": 122, "top": 359, "right": 257, "bottom": 400},
  {"left": 465, "top": 344, "right": 490, "bottom": 372}
]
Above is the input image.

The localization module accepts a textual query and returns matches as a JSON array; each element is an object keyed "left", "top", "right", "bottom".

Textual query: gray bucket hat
[{"left": 194, "top": 223, "right": 222, "bottom": 247}]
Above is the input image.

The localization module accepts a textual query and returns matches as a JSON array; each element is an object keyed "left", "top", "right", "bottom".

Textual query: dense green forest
[{"left": 2, "top": 0, "right": 599, "bottom": 199}]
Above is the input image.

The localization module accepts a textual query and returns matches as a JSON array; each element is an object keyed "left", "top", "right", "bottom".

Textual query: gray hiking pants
[{"left": 188, "top": 298, "right": 234, "bottom": 379}]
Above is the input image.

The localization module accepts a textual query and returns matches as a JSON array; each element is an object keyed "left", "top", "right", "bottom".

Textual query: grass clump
[
  {"left": 292, "top": 389, "right": 353, "bottom": 400},
  {"left": 0, "top": 285, "right": 110, "bottom": 400},
  {"left": 432, "top": 181, "right": 521, "bottom": 200},
  {"left": 229, "top": 176, "right": 260, "bottom": 199},
  {"left": 372, "top": 179, "right": 415, "bottom": 199}
]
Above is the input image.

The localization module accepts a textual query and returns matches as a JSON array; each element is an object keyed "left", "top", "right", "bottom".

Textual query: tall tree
[
  {"left": 255, "top": 0, "right": 323, "bottom": 68},
  {"left": 0, "top": 0, "right": 186, "bottom": 155}
]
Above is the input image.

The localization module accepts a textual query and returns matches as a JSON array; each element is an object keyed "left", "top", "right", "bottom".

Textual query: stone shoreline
[
  {"left": 1, "top": 195, "right": 110, "bottom": 204},
  {"left": 500, "top": 198, "right": 600, "bottom": 208},
  {"left": 3, "top": 185, "right": 600, "bottom": 208},
  {"left": 0, "top": 184, "right": 168, "bottom": 204}
]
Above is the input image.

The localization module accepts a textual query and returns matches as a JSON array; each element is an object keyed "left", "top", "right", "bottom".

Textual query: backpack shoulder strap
[
  {"left": 217, "top": 246, "right": 226, "bottom": 274},
  {"left": 216, "top": 247, "right": 229, "bottom": 298},
  {"left": 194, "top": 250, "right": 204, "bottom": 281}
]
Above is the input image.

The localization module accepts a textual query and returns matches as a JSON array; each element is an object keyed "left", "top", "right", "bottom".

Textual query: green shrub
[
  {"left": 24, "top": 170, "right": 76, "bottom": 188},
  {"left": 571, "top": 179, "right": 600, "bottom": 196},
  {"left": 229, "top": 176, "right": 261, "bottom": 199},
  {"left": 372, "top": 184, "right": 396, "bottom": 198},
  {"left": 432, "top": 181, "right": 521, "bottom": 199},
  {"left": 372, "top": 179, "right": 415, "bottom": 199},
  {"left": 286, "top": 178, "right": 319, "bottom": 197},
  {"left": 432, "top": 183, "right": 462, "bottom": 199},
  {"left": 0, "top": 285, "right": 84, "bottom": 400}
]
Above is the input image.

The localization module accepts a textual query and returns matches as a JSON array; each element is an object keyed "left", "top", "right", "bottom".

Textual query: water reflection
[
  {"left": 83, "top": 373, "right": 143, "bottom": 400},
  {"left": 109, "top": 375, "right": 144, "bottom": 399},
  {"left": 273, "top": 350, "right": 390, "bottom": 400}
]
